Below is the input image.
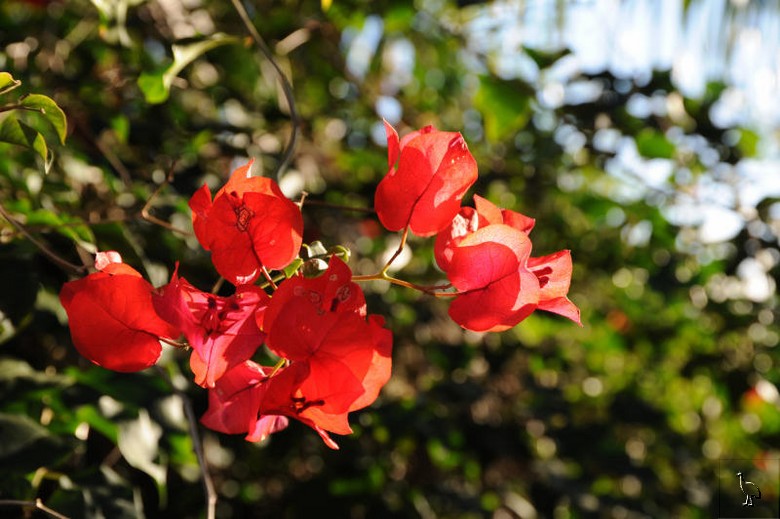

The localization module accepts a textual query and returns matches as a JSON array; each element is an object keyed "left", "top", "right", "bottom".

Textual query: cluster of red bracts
[
  {"left": 59, "top": 122, "right": 579, "bottom": 448},
  {"left": 375, "top": 121, "right": 581, "bottom": 332}
]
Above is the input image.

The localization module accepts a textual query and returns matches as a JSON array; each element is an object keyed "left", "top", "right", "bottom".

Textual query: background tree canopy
[{"left": 1, "top": 0, "right": 778, "bottom": 518}]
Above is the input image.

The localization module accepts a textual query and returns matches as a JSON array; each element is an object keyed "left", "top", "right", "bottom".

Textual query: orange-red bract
[
  {"left": 528, "top": 250, "right": 581, "bottom": 325},
  {"left": 153, "top": 268, "right": 269, "bottom": 388},
  {"left": 189, "top": 160, "right": 303, "bottom": 285},
  {"left": 436, "top": 196, "right": 581, "bottom": 329},
  {"left": 435, "top": 195, "right": 535, "bottom": 272},
  {"left": 59, "top": 256, "right": 178, "bottom": 372},
  {"left": 374, "top": 121, "right": 478, "bottom": 237},
  {"left": 446, "top": 225, "right": 541, "bottom": 332}
]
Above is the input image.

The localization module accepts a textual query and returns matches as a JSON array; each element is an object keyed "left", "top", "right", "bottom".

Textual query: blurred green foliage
[{"left": 0, "top": 0, "right": 778, "bottom": 518}]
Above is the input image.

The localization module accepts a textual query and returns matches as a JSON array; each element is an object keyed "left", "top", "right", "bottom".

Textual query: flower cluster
[
  {"left": 374, "top": 121, "right": 581, "bottom": 332},
  {"left": 59, "top": 122, "right": 579, "bottom": 448}
]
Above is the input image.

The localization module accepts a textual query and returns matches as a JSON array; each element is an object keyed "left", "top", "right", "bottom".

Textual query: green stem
[{"left": 352, "top": 271, "right": 456, "bottom": 298}]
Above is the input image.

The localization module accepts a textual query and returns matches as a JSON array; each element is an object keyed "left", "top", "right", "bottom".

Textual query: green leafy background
[{"left": 0, "top": 1, "right": 778, "bottom": 518}]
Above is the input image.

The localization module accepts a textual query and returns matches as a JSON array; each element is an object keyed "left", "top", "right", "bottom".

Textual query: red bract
[
  {"left": 374, "top": 121, "right": 478, "bottom": 237},
  {"left": 153, "top": 268, "right": 269, "bottom": 388},
  {"left": 435, "top": 195, "right": 535, "bottom": 272},
  {"left": 260, "top": 256, "right": 365, "bottom": 333},
  {"left": 262, "top": 307, "right": 392, "bottom": 449},
  {"left": 59, "top": 253, "right": 178, "bottom": 372},
  {"left": 446, "top": 225, "right": 541, "bottom": 332},
  {"left": 528, "top": 250, "right": 581, "bottom": 325},
  {"left": 200, "top": 361, "right": 289, "bottom": 442},
  {"left": 256, "top": 258, "right": 392, "bottom": 449},
  {"left": 189, "top": 160, "right": 303, "bottom": 285}
]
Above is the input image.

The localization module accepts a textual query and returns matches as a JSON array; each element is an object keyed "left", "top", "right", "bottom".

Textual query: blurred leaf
[
  {"left": 0, "top": 412, "right": 72, "bottom": 473},
  {"left": 75, "top": 405, "right": 118, "bottom": 443},
  {"left": 0, "top": 243, "right": 39, "bottom": 331},
  {"left": 522, "top": 46, "right": 570, "bottom": 69},
  {"left": 635, "top": 128, "right": 675, "bottom": 159},
  {"left": 474, "top": 76, "right": 532, "bottom": 142},
  {"left": 138, "top": 33, "right": 239, "bottom": 104},
  {"left": 20, "top": 94, "right": 68, "bottom": 144},
  {"left": 0, "top": 115, "right": 52, "bottom": 172},
  {"left": 54, "top": 467, "right": 144, "bottom": 519},
  {"left": 0, "top": 357, "right": 72, "bottom": 396},
  {"left": 737, "top": 128, "right": 759, "bottom": 158},
  {"left": 117, "top": 409, "right": 166, "bottom": 487}
]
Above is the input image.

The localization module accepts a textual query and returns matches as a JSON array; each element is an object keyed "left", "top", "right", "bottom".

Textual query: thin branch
[
  {"left": 210, "top": 276, "right": 225, "bottom": 295},
  {"left": 380, "top": 226, "right": 409, "bottom": 276},
  {"left": 139, "top": 165, "right": 192, "bottom": 236},
  {"left": 352, "top": 272, "right": 457, "bottom": 297},
  {"left": 228, "top": 0, "right": 300, "bottom": 179},
  {"left": 0, "top": 78, "right": 22, "bottom": 96},
  {"left": 0, "top": 103, "right": 44, "bottom": 115},
  {"left": 156, "top": 367, "right": 217, "bottom": 519},
  {"left": 159, "top": 336, "right": 190, "bottom": 349},
  {"left": 261, "top": 265, "right": 278, "bottom": 291},
  {"left": 70, "top": 112, "right": 132, "bottom": 187},
  {"left": 0, "top": 498, "right": 70, "bottom": 519},
  {"left": 0, "top": 202, "right": 87, "bottom": 275}
]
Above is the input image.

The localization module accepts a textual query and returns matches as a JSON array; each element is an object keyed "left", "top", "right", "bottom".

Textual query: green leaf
[
  {"left": 0, "top": 115, "right": 53, "bottom": 172},
  {"left": 635, "top": 128, "right": 675, "bottom": 159},
  {"left": 283, "top": 257, "right": 304, "bottom": 278},
  {"left": 138, "top": 33, "right": 239, "bottom": 104},
  {"left": 0, "top": 72, "right": 20, "bottom": 94},
  {"left": 474, "top": 76, "right": 533, "bottom": 142},
  {"left": 20, "top": 94, "right": 68, "bottom": 144},
  {"left": 328, "top": 244, "right": 351, "bottom": 262}
]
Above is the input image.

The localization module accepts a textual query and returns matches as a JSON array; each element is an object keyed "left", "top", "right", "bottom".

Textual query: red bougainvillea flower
[
  {"left": 153, "top": 267, "right": 269, "bottom": 388},
  {"left": 527, "top": 250, "right": 581, "bottom": 325},
  {"left": 262, "top": 306, "right": 392, "bottom": 449},
  {"left": 374, "top": 121, "right": 478, "bottom": 237},
  {"left": 436, "top": 196, "right": 581, "bottom": 328},
  {"left": 435, "top": 194, "right": 535, "bottom": 272},
  {"left": 260, "top": 255, "right": 366, "bottom": 332},
  {"left": 249, "top": 257, "right": 392, "bottom": 449},
  {"left": 59, "top": 251, "right": 178, "bottom": 372},
  {"left": 446, "top": 225, "right": 541, "bottom": 332},
  {"left": 189, "top": 159, "right": 303, "bottom": 285},
  {"left": 200, "top": 360, "right": 289, "bottom": 442}
]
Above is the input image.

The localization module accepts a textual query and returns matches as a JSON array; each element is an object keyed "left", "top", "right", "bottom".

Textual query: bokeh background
[{"left": 1, "top": 0, "right": 779, "bottom": 517}]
